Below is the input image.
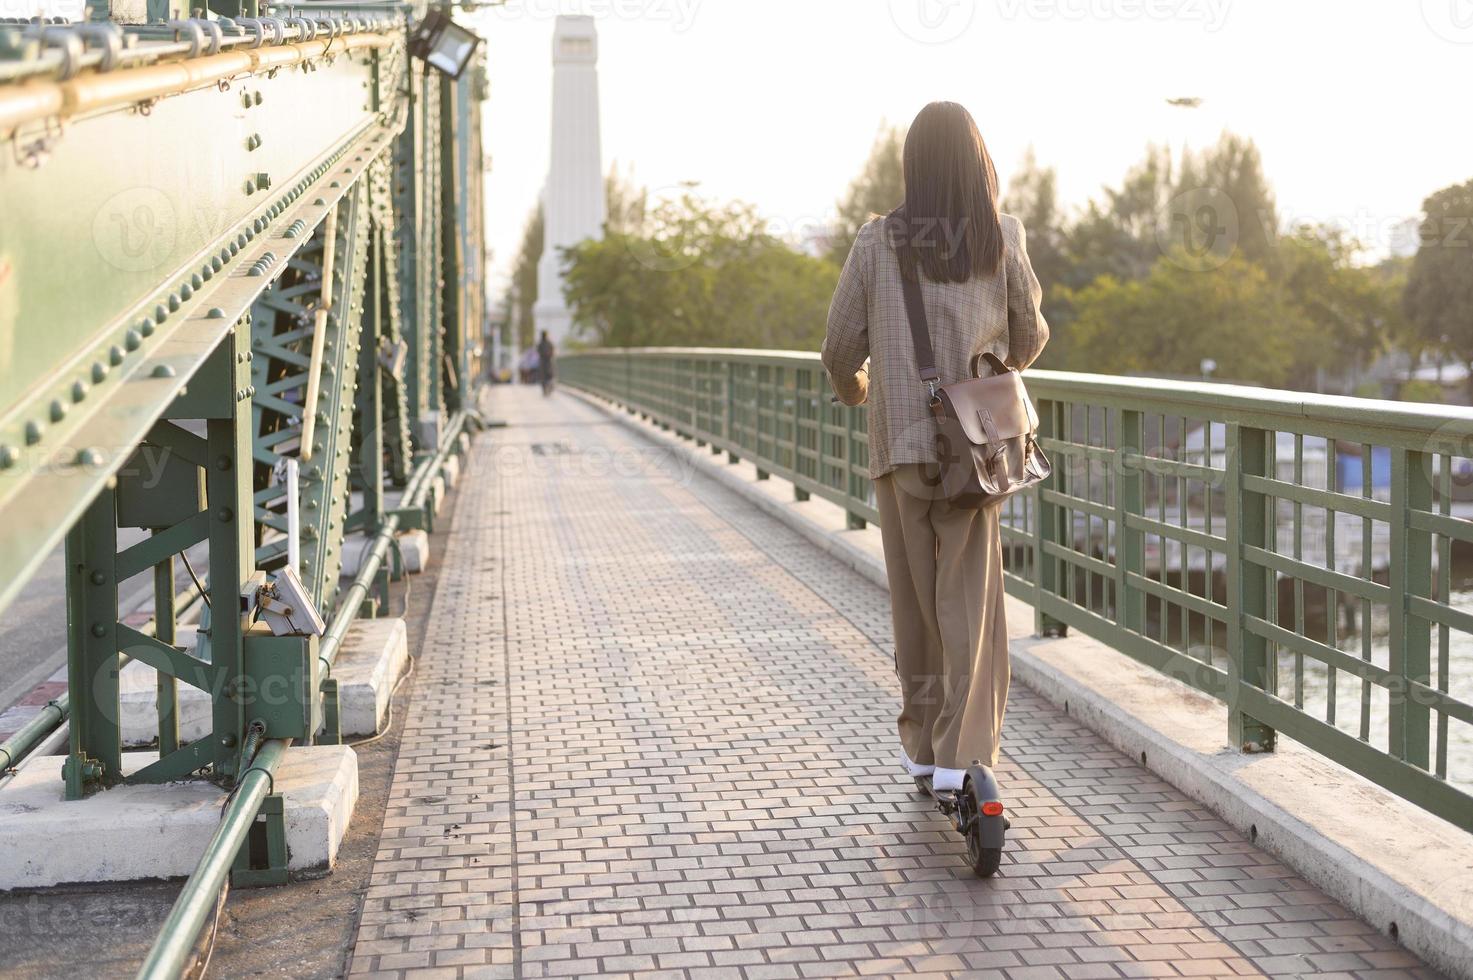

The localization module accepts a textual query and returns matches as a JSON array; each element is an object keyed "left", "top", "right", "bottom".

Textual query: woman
[{"left": 821, "top": 102, "right": 1048, "bottom": 793}]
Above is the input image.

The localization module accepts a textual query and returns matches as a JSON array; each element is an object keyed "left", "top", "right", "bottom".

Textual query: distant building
[
  {"left": 1388, "top": 216, "right": 1421, "bottom": 259},
  {"left": 533, "top": 15, "right": 607, "bottom": 347}
]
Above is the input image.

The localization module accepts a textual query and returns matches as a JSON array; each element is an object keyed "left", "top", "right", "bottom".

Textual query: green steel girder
[
  {"left": 442, "top": 62, "right": 490, "bottom": 411},
  {"left": 64, "top": 323, "right": 259, "bottom": 798},
  {"left": 365, "top": 154, "right": 415, "bottom": 486},
  {"left": 250, "top": 178, "right": 374, "bottom": 610},
  {"left": 393, "top": 61, "right": 446, "bottom": 447},
  {"left": 0, "top": 41, "right": 405, "bottom": 623},
  {"left": 0, "top": 7, "right": 492, "bottom": 810}
]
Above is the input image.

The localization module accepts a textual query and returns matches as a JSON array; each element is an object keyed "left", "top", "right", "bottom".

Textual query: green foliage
[
  {"left": 826, "top": 125, "right": 905, "bottom": 267},
  {"left": 1399, "top": 379, "right": 1444, "bottom": 403},
  {"left": 562, "top": 188, "right": 839, "bottom": 350},
  {"left": 1059, "top": 254, "right": 1303, "bottom": 385},
  {"left": 1271, "top": 225, "right": 1405, "bottom": 388},
  {"left": 508, "top": 205, "right": 543, "bottom": 350},
  {"left": 1005, "top": 133, "right": 1414, "bottom": 391},
  {"left": 1176, "top": 133, "right": 1279, "bottom": 268},
  {"left": 606, "top": 162, "right": 647, "bottom": 235},
  {"left": 1405, "top": 178, "right": 1473, "bottom": 375},
  {"left": 1001, "top": 148, "right": 1069, "bottom": 322}
]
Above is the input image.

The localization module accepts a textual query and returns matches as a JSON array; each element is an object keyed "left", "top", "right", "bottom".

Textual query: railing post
[
  {"left": 1389, "top": 447, "right": 1432, "bottom": 769},
  {"left": 1033, "top": 398, "right": 1066, "bottom": 637},
  {"left": 154, "top": 554, "right": 180, "bottom": 758},
  {"left": 63, "top": 489, "right": 122, "bottom": 798},
  {"left": 1115, "top": 408, "right": 1144, "bottom": 635},
  {"left": 793, "top": 368, "right": 809, "bottom": 502},
  {"left": 1227, "top": 423, "right": 1276, "bottom": 752},
  {"left": 845, "top": 403, "right": 866, "bottom": 530}
]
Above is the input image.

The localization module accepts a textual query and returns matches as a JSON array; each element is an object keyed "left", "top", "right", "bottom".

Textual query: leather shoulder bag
[{"left": 899, "top": 269, "right": 1052, "bottom": 508}]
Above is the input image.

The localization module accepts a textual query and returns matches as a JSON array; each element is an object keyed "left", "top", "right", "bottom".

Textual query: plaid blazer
[{"left": 821, "top": 213, "right": 1049, "bottom": 479}]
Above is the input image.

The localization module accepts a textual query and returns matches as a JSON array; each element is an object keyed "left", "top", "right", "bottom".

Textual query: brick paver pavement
[{"left": 346, "top": 387, "right": 1436, "bottom": 980}]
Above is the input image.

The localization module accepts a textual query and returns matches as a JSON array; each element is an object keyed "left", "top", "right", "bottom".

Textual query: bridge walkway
[{"left": 346, "top": 386, "right": 1433, "bottom": 980}]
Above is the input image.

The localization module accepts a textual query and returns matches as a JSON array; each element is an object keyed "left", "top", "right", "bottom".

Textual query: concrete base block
[
  {"left": 338, "top": 528, "right": 430, "bottom": 578},
  {"left": 458, "top": 432, "right": 470, "bottom": 456},
  {"left": 0, "top": 745, "right": 357, "bottom": 889},
  {"left": 430, "top": 475, "right": 446, "bottom": 514},
  {"left": 120, "top": 658, "right": 211, "bottom": 748},
  {"left": 442, "top": 453, "right": 461, "bottom": 489},
  {"left": 330, "top": 618, "right": 410, "bottom": 737}
]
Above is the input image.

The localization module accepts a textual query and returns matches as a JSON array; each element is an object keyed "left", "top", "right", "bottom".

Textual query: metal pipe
[
  {"left": 0, "top": 582, "right": 204, "bottom": 777},
  {"left": 318, "top": 410, "right": 469, "bottom": 673},
  {"left": 0, "top": 699, "right": 67, "bottom": 773},
  {"left": 134, "top": 409, "right": 472, "bottom": 976},
  {"left": 134, "top": 738, "right": 288, "bottom": 980},
  {"left": 0, "top": 15, "right": 402, "bottom": 85},
  {"left": 0, "top": 34, "right": 391, "bottom": 134},
  {"left": 300, "top": 205, "right": 339, "bottom": 463}
]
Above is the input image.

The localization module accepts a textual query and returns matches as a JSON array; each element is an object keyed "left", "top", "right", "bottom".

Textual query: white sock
[
  {"left": 899, "top": 746, "right": 935, "bottom": 777},
  {"left": 932, "top": 767, "right": 965, "bottom": 792}
]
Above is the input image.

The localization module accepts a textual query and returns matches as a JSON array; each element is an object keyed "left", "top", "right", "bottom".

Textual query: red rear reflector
[{"left": 981, "top": 801, "right": 1004, "bottom": 817}]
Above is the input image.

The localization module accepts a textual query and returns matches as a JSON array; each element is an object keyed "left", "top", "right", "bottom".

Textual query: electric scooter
[{"left": 913, "top": 764, "right": 1008, "bottom": 877}]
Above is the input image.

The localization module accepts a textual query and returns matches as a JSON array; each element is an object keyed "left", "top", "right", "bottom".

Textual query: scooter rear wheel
[
  {"left": 959, "top": 776, "right": 1003, "bottom": 878},
  {"left": 965, "top": 822, "right": 1002, "bottom": 877}
]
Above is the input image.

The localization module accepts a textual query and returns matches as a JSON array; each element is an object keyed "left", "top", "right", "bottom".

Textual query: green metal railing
[{"left": 563, "top": 347, "right": 1473, "bottom": 831}]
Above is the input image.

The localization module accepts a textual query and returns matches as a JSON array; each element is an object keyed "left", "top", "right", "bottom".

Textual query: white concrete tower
[{"left": 534, "top": 15, "right": 606, "bottom": 346}]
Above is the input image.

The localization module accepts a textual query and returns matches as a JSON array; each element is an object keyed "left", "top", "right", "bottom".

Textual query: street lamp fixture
[{"left": 409, "top": 9, "right": 482, "bottom": 79}]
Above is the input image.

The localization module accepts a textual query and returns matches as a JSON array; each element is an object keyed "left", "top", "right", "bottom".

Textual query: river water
[{"left": 1271, "top": 590, "right": 1473, "bottom": 795}]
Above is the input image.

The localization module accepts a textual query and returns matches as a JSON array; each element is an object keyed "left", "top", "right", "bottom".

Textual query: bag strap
[
  {"left": 969, "top": 351, "right": 1011, "bottom": 378},
  {"left": 898, "top": 270, "right": 940, "bottom": 392}
]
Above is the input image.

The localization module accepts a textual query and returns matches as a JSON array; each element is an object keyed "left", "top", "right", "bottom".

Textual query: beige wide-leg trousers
[{"left": 874, "top": 464, "right": 1010, "bottom": 770}]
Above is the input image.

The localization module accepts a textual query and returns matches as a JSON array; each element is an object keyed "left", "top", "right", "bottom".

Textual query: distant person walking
[
  {"left": 537, "top": 330, "right": 556, "bottom": 396},
  {"left": 821, "top": 102, "right": 1049, "bottom": 794}
]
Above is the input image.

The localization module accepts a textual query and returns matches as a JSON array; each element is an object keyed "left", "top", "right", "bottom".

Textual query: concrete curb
[{"left": 569, "top": 386, "right": 1473, "bottom": 980}]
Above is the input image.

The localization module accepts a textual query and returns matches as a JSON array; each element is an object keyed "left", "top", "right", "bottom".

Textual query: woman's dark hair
[{"left": 889, "top": 101, "right": 1004, "bottom": 283}]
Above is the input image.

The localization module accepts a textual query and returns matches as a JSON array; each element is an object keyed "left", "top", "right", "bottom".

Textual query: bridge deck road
[{"left": 346, "top": 386, "right": 1434, "bottom": 980}]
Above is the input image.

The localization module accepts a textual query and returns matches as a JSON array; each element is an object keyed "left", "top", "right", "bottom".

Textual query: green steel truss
[
  {"left": 250, "top": 180, "right": 373, "bottom": 609},
  {"left": 0, "top": 10, "right": 489, "bottom": 803},
  {"left": 362, "top": 154, "right": 416, "bottom": 488}
]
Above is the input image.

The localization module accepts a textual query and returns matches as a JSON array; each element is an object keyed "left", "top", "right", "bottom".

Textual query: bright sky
[{"left": 471, "top": 0, "right": 1473, "bottom": 295}]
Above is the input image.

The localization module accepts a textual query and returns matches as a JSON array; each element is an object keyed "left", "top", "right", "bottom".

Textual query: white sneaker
[
  {"left": 932, "top": 767, "right": 966, "bottom": 793},
  {"left": 899, "top": 746, "right": 934, "bottom": 778}
]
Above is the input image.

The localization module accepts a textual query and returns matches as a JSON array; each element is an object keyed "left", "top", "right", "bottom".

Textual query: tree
[
  {"left": 826, "top": 124, "right": 905, "bottom": 266},
  {"left": 1064, "top": 143, "right": 1175, "bottom": 288},
  {"left": 606, "top": 162, "right": 647, "bottom": 235},
  {"left": 1175, "top": 133, "right": 1279, "bottom": 268},
  {"left": 1272, "top": 225, "right": 1405, "bottom": 389},
  {"left": 1002, "top": 148, "right": 1069, "bottom": 321},
  {"left": 508, "top": 205, "right": 543, "bottom": 350},
  {"left": 1060, "top": 253, "right": 1303, "bottom": 385},
  {"left": 1404, "top": 179, "right": 1473, "bottom": 387},
  {"left": 562, "top": 189, "right": 839, "bottom": 350}
]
